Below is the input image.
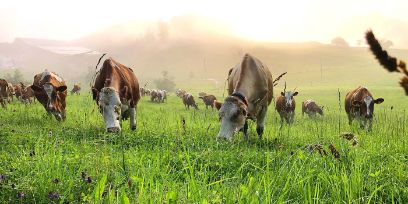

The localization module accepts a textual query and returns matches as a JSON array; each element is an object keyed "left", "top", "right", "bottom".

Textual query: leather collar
[{"left": 231, "top": 92, "right": 248, "bottom": 106}]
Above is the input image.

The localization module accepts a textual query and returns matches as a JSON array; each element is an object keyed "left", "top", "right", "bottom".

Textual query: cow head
[
  {"left": 281, "top": 91, "right": 298, "bottom": 108},
  {"left": 318, "top": 106, "right": 324, "bottom": 116},
  {"left": 352, "top": 96, "right": 384, "bottom": 119},
  {"left": 94, "top": 86, "right": 129, "bottom": 133},
  {"left": 215, "top": 95, "right": 248, "bottom": 140},
  {"left": 31, "top": 83, "right": 67, "bottom": 121}
]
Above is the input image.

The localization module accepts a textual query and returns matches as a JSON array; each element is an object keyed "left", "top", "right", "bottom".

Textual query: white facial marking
[
  {"left": 43, "top": 84, "right": 53, "bottom": 99},
  {"left": 217, "top": 101, "right": 243, "bottom": 139},
  {"left": 99, "top": 87, "right": 122, "bottom": 130},
  {"left": 364, "top": 96, "right": 373, "bottom": 116}
]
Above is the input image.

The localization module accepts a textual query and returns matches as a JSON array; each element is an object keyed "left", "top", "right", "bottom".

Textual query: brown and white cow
[
  {"left": 14, "top": 84, "right": 23, "bottom": 100},
  {"left": 199, "top": 94, "right": 216, "bottom": 109},
  {"left": 7, "top": 83, "right": 15, "bottom": 102},
  {"left": 276, "top": 90, "right": 298, "bottom": 125},
  {"left": 182, "top": 93, "right": 198, "bottom": 110},
  {"left": 150, "top": 90, "right": 158, "bottom": 102},
  {"left": 31, "top": 71, "right": 67, "bottom": 121},
  {"left": 176, "top": 89, "right": 187, "bottom": 98},
  {"left": 302, "top": 99, "right": 323, "bottom": 117},
  {"left": 345, "top": 86, "right": 384, "bottom": 130},
  {"left": 214, "top": 54, "right": 274, "bottom": 140},
  {"left": 0, "top": 79, "right": 9, "bottom": 108},
  {"left": 71, "top": 84, "right": 81, "bottom": 95},
  {"left": 92, "top": 58, "right": 140, "bottom": 133}
]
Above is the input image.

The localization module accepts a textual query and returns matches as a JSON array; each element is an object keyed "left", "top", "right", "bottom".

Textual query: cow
[
  {"left": 345, "top": 86, "right": 384, "bottom": 130},
  {"left": 199, "top": 94, "right": 216, "bottom": 109},
  {"left": 182, "top": 93, "right": 198, "bottom": 110},
  {"left": 366, "top": 31, "right": 408, "bottom": 95},
  {"left": 176, "top": 89, "right": 187, "bottom": 98},
  {"left": 158, "top": 90, "right": 167, "bottom": 103},
  {"left": 302, "top": 99, "right": 324, "bottom": 117},
  {"left": 140, "top": 87, "right": 146, "bottom": 96},
  {"left": 150, "top": 90, "right": 158, "bottom": 102},
  {"left": 21, "top": 85, "right": 35, "bottom": 104},
  {"left": 71, "top": 84, "right": 81, "bottom": 95},
  {"left": 0, "top": 79, "right": 9, "bottom": 108},
  {"left": 92, "top": 58, "right": 140, "bottom": 133},
  {"left": 214, "top": 54, "right": 274, "bottom": 140},
  {"left": 14, "top": 84, "right": 22, "bottom": 100},
  {"left": 7, "top": 83, "right": 15, "bottom": 102},
  {"left": 276, "top": 90, "right": 298, "bottom": 126},
  {"left": 31, "top": 71, "right": 67, "bottom": 121}
]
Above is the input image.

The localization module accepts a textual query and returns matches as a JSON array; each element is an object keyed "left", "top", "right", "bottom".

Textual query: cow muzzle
[{"left": 107, "top": 126, "right": 121, "bottom": 133}]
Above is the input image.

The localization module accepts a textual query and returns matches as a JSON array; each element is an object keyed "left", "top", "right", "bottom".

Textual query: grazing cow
[
  {"left": 31, "top": 71, "right": 67, "bottom": 121},
  {"left": 71, "top": 84, "right": 81, "bottom": 95},
  {"left": 214, "top": 54, "right": 274, "bottom": 140},
  {"left": 276, "top": 90, "right": 298, "bottom": 125},
  {"left": 182, "top": 93, "right": 198, "bottom": 110},
  {"left": 0, "top": 79, "right": 9, "bottom": 108},
  {"left": 7, "top": 83, "right": 15, "bottom": 102},
  {"left": 176, "top": 89, "right": 186, "bottom": 98},
  {"left": 302, "top": 99, "right": 324, "bottom": 117},
  {"left": 92, "top": 58, "right": 140, "bottom": 133},
  {"left": 366, "top": 31, "right": 408, "bottom": 95},
  {"left": 21, "top": 85, "right": 35, "bottom": 104},
  {"left": 150, "top": 90, "right": 158, "bottom": 102},
  {"left": 345, "top": 86, "right": 384, "bottom": 130},
  {"left": 199, "top": 94, "right": 216, "bottom": 109},
  {"left": 158, "top": 90, "right": 167, "bottom": 103}
]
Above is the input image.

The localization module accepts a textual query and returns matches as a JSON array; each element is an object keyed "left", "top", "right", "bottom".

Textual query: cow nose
[
  {"left": 365, "top": 114, "right": 373, "bottom": 119},
  {"left": 107, "top": 127, "right": 120, "bottom": 133}
]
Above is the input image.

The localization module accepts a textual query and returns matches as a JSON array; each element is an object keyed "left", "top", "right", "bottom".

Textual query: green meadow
[{"left": 0, "top": 84, "right": 407, "bottom": 203}]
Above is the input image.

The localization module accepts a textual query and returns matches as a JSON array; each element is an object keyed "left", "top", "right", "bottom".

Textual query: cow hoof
[{"left": 131, "top": 125, "right": 136, "bottom": 131}]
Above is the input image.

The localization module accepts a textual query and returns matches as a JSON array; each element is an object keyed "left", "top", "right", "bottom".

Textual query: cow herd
[{"left": 1, "top": 29, "right": 404, "bottom": 139}]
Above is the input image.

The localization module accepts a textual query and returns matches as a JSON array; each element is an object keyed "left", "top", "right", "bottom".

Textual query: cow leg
[
  {"left": 256, "top": 106, "right": 267, "bottom": 140},
  {"left": 347, "top": 114, "right": 353, "bottom": 126},
  {"left": 241, "top": 121, "right": 249, "bottom": 141},
  {"left": 279, "top": 115, "right": 284, "bottom": 129},
  {"left": 367, "top": 119, "right": 373, "bottom": 131},
  {"left": 129, "top": 107, "right": 136, "bottom": 130}
]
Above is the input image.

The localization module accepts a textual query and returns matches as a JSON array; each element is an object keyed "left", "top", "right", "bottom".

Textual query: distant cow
[
  {"left": 345, "top": 86, "right": 383, "bottom": 130},
  {"left": 14, "top": 84, "right": 22, "bottom": 100},
  {"left": 7, "top": 83, "right": 15, "bottom": 102},
  {"left": 199, "top": 95, "right": 216, "bottom": 109},
  {"left": 31, "top": 71, "right": 68, "bottom": 121},
  {"left": 92, "top": 58, "right": 140, "bottom": 133},
  {"left": 157, "top": 90, "right": 167, "bottom": 103},
  {"left": 182, "top": 93, "right": 198, "bottom": 110},
  {"left": 150, "top": 90, "right": 158, "bottom": 102},
  {"left": 176, "top": 89, "right": 186, "bottom": 98},
  {"left": 276, "top": 90, "right": 298, "bottom": 125},
  {"left": 214, "top": 54, "right": 274, "bottom": 140},
  {"left": 302, "top": 99, "right": 324, "bottom": 117},
  {"left": 71, "top": 84, "right": 81, "bottom": 95},
  {"left": 0, "top": 79, "right": 9, "bottom": 108},
  {"left": 21, "top": 85, "right": 35, "bottom": 104}
]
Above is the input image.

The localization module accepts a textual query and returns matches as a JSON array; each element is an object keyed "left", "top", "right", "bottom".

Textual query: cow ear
[
  {"left": 31, "top": 85, "right": 42, "bottom": 92},
  {"left": 293, "top": 92, "right": 298, "bottom": 96},
  {"left": 92, "top": 87, "right": 98, "bottom": 100},
  {"left": 56, "top": 85, "right": 67, "bottom": 92},
  {"left": 374, "top": 98, "right": 384, "bottom": 104},
  {"left": 120, "top": 86, "right": 129, "bottom": 98},
  {"left": 352, "top": 100, "right": 362, "bottom": 107},
  {"left": 281, "top": 92, "right": 284, "bottom": 96},
  {"left": 214, "top": 100, "right": 222, "bottom": 110},
  {"left": 321, "top": 106, "right": 324, "bottom": 109}
]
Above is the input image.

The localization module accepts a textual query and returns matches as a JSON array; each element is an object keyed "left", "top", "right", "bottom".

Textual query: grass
[{"left": 0, "top": 85, "right": 407, "bottom": 203}]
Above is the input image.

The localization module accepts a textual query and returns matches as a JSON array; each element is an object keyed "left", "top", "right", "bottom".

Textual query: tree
[
  {"left": 13, "top": 69, "right": 24, "bottom": 83},
  {"left": 154, "top": 70, "right": 176, "bottom": 91},
  {"left": 331, "top": 37, "right": 349, "bottom": 47}
]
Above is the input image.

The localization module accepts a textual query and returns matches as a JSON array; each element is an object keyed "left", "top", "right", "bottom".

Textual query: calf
[
  {"left": 92, "top": 58, "right": 140, "bottom": 133},
  {"left": 31, "top": 71, "right": 68, "bottom": 121},
  {"left": 0, "top": 79, "right": 9, "bottom": 108},
  {"left": 302, "top": 99, "right": 324, "bottom": 117},
  {"left": 199, "top": 94, "right": 216, "bottom": 109},
  {"left": 71, "top": 84, "right": 81, "bottom": 95},
  {"left": 345, "top": 86, "right": 383, "bottom": 130},
  {"left": 21, "top": 85, "right": 35, "bottom": 104},
  {"left": 276, "top": 91, "right": 298, "bottom": 125},
  {"left": 182, "top": 93, "right": 198, "bottom": 110}
]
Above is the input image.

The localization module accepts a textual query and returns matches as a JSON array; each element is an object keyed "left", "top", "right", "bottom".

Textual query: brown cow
[
  {"left": 14, "top": 84, "right": 22, "bottom": 100},
  {"left": 182, "top": 93, "right": 198, "bottom": 110},
  {"left": 71, "top": 84, "right": 81, "bottom": 95},
  {"left": 214, "top": 54, "right": 274, "bottom": 140},
  {"left": 92, "top": 58, "right": 140, "bottom": 133},
  {"left": 302, "top": 99, "right": 323, "bottom": 117},
  {"left": 7, "top": 83, "right": 15, "bottom": 102},
  {"left": 31, "top": 71, "right": 67, "bottom": 121},
  {"left": 0, "top": 79, "right": 9, "bottom": 108},
  {"left": 21, "top": 85, "right": 35, "bottom": 104},
  {"left": 345, "top": 86, "right": 384, "bottom": 130},
  {"left": 150, "top": 90, "right": 158, "bottom": 102},
  {"left": 199, "top": 94, "right": 216, "bottom": 109},
  {"left": 276, "top": 90, "right": 298, "bottom": 125}
]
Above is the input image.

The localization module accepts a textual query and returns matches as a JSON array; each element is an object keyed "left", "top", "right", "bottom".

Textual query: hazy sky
[{"left": 1, "top": 0, "right": 408, "bottom": 46}]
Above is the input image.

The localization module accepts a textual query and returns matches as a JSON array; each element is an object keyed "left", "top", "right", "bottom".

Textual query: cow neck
[{"left": 231, "top": 92, "right": 248, "bottom": 106}]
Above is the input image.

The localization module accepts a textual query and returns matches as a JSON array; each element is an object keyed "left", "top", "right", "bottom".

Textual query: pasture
[{"left": 0, "top": 85, "right": 407, "bottom": 203}]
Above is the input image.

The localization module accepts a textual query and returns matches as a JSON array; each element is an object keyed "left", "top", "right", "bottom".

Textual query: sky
[{"left": 1, "top": 0, "right": 408, "bottom": 46}]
